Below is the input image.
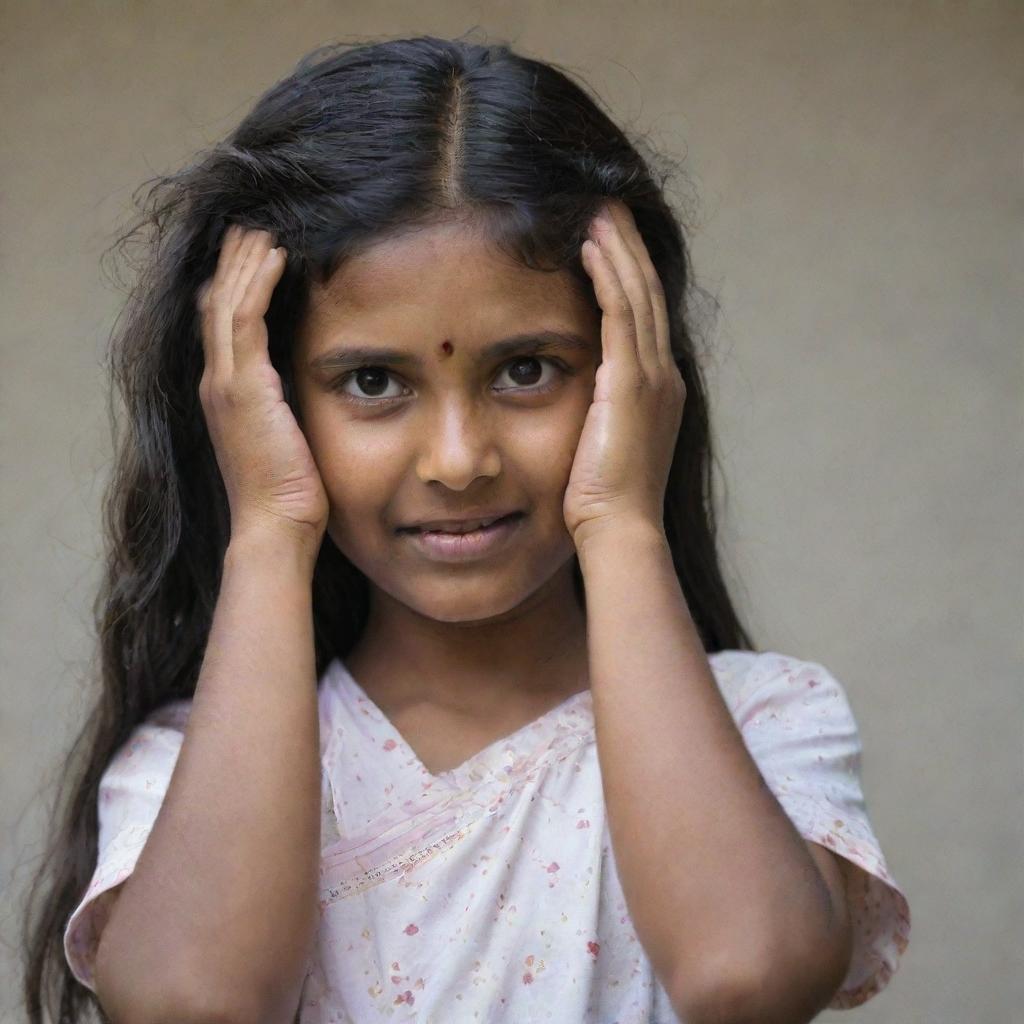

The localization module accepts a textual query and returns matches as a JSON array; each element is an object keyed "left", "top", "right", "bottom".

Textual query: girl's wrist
[
  {"left": 575, "top": 516, "right": 668, "bottom": 573},
  {"left": 225, "top": 524, "right": 322, "bottom": 581}
]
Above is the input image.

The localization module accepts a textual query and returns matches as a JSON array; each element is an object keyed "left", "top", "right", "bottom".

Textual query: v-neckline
[{"left": 332, "top": 659, "right": 593, "bottom": 785}]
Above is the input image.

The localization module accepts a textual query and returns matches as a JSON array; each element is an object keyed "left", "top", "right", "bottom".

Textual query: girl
[{"left": 24, "top": 34, "right": 910, "bottom": 1024}]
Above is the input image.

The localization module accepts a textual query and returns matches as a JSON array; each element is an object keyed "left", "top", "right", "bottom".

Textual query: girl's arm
[
  {"left": 568, "top": 200, "right": 852, "bottom": 1024},
  {"left": 577, "top": 523, "right": 851, "bottom": 1024},
  {"left": 92, "top": 529, "right": 321, "bottom": 1024}
]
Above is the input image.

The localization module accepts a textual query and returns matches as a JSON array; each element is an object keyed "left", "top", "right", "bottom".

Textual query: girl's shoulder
[
  {"left": 707, "top": 646, "right": 820, "bottom": 685},
  {"left": 708, "top": 648, "right": 855, "bottom": 726}
]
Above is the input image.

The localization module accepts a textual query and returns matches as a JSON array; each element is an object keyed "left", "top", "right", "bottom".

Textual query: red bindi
[{"left": 440, "top": 340, "right": 454, "bottom": 356}]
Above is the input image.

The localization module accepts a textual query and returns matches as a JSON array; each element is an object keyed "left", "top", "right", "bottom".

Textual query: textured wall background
[{"left": 3, "top": 2, "right": 1021, "bottom": 1021}]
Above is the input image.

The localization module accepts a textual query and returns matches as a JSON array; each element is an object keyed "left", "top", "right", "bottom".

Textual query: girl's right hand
[{"left": 196, "top": 224, "right": 329, "bottom": 552}]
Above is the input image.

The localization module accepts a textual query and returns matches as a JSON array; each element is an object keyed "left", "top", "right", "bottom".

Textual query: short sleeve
[
  {"left": 63, "top": 699, "right": 191, "bottom": 993},
  {"left": 719, "top": 650, "right": 911, "bottom": 1009}
]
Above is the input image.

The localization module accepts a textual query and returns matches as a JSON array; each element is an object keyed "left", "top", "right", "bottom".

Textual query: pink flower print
[
  {"left": 404, "top": 923, "right": 419, "bottom": 935},
  {"left": 394, "top": 991, "right": 415, "bottom": 1005},
  {"left": 522, "top": 972, "right": 534, "bottom": 984},
  {"left": 577, "top": 819, "right": 591, "bottom": 829},
  {"left": 546, "top": 862, "right": 560, "bottom": 873},
  {"left": 587, "top": 941, "right": 600, "bottom": 959},
  {"left": 383, "top": 739, "right": 397, "bottom": 751}
]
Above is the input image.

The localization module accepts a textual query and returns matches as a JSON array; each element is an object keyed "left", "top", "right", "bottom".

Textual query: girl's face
[{"left": 291, "top": 220, "right": 602, "bottom": 624}]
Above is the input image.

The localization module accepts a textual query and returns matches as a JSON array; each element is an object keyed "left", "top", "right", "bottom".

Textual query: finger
[
  {"left": 199, "top": 225, "right": 246, "bottom": 378},
  {"left": 199, "top": 222, "right": 244, "bottom": 318},
  {"left": 229, "top": 230, "right": 272, "bottom": 306},
  {"left": 218, "top": 222, "right": 247, "bottom": 269},
  {"left": 218, "top": 223, "right": 255, "bottom": 300},
  {"left": 605, "top": 202, "right": 674, "bottom": 373},
  {"left": 232, "top": 246, "right": 287, "bottom": 372},
  {"left": 197, "top": 280, "right": 220, "bottom": 379},
  {"left": 581, "top": 236, "right": 645, "bottom": 394},
  {"left": 589, "top": 207, "right": 660, "bottom": 384}
]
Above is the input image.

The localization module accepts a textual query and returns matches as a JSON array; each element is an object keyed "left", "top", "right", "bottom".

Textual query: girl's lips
[{"left": 402, "top": 512, "right": 525, "bottom": 562}]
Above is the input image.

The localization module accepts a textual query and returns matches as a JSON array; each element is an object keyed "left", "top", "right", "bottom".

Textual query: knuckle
[
  {"left": 235, "top": 291, "right": 264, "bottom": 319},
  {"left": 201, "top": 282, "right": 226, "bottom": 313},
  {"left": 196, "top": 280, "right": 214, "bottom": 313},
  {"left": 219, "top": 377, "right": 247, "bottom": 406},
  {"left": 230, "top": 309, "right": 252, "bottom": 336},
  {"left": 201, "top": 371, "right": 240, "bottom": 405},
  {"left": 660, "top": 374, "right": 681, "bottom": 398}
]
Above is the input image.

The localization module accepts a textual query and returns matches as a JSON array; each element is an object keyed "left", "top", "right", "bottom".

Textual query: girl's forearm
[
  {"left": 94, "top": 531, "right": 321, "bottom": 1024},
  {"left": 577, "top": 520, "right": 836, "bottom": 1022}
]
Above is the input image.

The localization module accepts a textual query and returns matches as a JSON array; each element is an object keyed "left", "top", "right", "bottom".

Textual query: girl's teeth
[{"left": 430, "top": 517, "right": 500, "bottom": 534}]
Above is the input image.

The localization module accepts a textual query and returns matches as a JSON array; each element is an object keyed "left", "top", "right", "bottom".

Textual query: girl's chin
[
  {"left": 406, "top": 592, "right": 531, "bottom": 626},
  {"left": 387, "top": 576, "right": 545, "bottom": 624}
]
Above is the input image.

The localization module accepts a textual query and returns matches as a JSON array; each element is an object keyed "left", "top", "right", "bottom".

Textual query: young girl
[{"left": 25, "top": 34, "right": 910, "bottom": 1024}]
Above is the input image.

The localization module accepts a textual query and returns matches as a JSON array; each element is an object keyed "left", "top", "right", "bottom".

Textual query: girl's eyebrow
[{"left": 307, "top": 330, "right": 594, "bottom": 371}]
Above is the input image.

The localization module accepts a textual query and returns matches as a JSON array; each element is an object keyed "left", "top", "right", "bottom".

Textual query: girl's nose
[{"left": 415, "top": 403, "right": 501, "bottom": 490}]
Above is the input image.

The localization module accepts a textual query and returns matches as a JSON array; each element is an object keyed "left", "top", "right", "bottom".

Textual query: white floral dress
[{"left": 65, "top": 649, "right": 911, "bottom": 1021}]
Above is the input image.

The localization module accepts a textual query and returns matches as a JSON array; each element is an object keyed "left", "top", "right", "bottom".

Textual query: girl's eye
[
  {"left": 330, "top": 356, "right": 568, "bottom": 405},
  {"left": 333, "top": 366, "right": 406, "bottom": 402},
  {"left": 492, "top": 356, "right": 566, "bottom": 394}
]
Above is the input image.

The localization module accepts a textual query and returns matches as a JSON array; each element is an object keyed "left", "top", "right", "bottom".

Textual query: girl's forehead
[{"left": 313, "top": 222, "right": 571, "bottom": 313}]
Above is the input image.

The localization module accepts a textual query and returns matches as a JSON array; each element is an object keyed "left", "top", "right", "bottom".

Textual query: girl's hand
[
  {"left": 564, "top": 200, "right": 686, "bottom": 551},
  {"left": 196, "top": 225, "right": 329, "bottom": 551}
]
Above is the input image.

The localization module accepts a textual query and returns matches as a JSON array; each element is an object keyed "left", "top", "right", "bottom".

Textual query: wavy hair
[{"left": 21, "top": 32, "right": 757, "bottom": 1022}]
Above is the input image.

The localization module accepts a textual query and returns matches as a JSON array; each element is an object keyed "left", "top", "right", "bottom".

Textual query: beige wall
[{"left": 3, "top": 2, "right": 1020, "bottom": 1020}]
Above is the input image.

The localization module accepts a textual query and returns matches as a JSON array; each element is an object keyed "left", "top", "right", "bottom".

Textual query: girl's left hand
[{"left": 564, "top": 199, "right": 686, "bottom": 551}]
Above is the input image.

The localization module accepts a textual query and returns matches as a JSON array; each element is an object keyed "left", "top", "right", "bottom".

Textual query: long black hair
[{"left": 21, "top": 32, "right": 756, "bottom": 1022}]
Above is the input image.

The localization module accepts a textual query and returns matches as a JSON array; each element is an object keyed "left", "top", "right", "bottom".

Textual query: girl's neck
[{"left": 344, "top": 561, "right": 588, "bottom": 714}]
